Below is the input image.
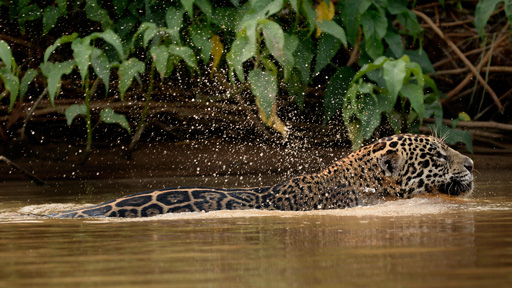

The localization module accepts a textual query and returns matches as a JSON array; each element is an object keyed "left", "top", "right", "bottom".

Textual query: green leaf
[
  {"left": 100, "top": 108, "right": 131, "bottom": 134},
  {"left": 361, "top": 8, "right": 388, "bottom": 39},
  {"left": 143, "top": 25, "right": 158, "bottom": 48},
  {"left": 382, "top": 58, "right": 407, "bottom": 98},
  {"left": 234, "top": 9, "right": 259, "bottom": 62},
  {"left": 387, "top": 0, "right": 408, "bottom": 14},
  {"left": 248, "top": 69, "right": 277, "bottom": 120},
  {"left": 242, "top": 0, "right": 283, "bottom": 25},
  {"left": 340, "top": 0, "right": 371, "bottom": 45},
  {"left": 361, "top": 8, "right": 388, "bottom": 59},
  {"left": 43, "top": 6, "right": 61, "bottom": 35},
  {"left": 196, "top": 0, "right": 212, "bottom": 22},
  {"left": 259, "top": 19, "right": 285, "bottom": 65},
  {"left": 18, "top": 5, "right": 42, "bottom": 34},
  {"left": 227, "top": 17, "right": 258, "bottom": 81},
  {"left": 405, "top": 61, "right": 424, "bottom": 87},
  {"left": 346, "top": 121, "right": 365, "bottom": 150},
  {"left": 293, "top": 33, "right": 314, "bottom": 84},
  {"left": 226, "top": 36, "right": 249, "bottom": 82},
  {"left": 357, "top": 82, "right": 375, "bottom": 94},
  {"left": 20, "top": 69, "right": 38, "bottom": 100},
  {"left": 323, "top": 67, "right": 356, "bottom": 123},
  {"left": 343, "top": 84, "right": 359, "bottom": 119},
  {"left": 150, "top": 45, "right": 169, "bottom": 78},
  {"left": 40, "top": 61, "right": 75, "bottom": 107},
  {"left": 262, "top": 57, "right": 278, "bottom": 77},
  {"left": 85, "top": 0, "right": 113, "bottom": 30},
  {"left": 314, "top": 34, "right": 341, "bottom": 76},
  {"left": 372, "top": 0, "right": 388, "bottom": 9},
  {"left": 506, "top": 0, "right": 512, "bottom": 23},
  {"left": 358, "top": 93, "right": 381, "bottom": 139},
  {"left": 301, "top": 0, "right": 317, "bottom": 35},
  {"left": 56, "top": 0, "right": 67, "bottom": 14},
  {"left": 211, "top": 7, "right": 240, "bottom": 32},
  {"left": 365, "top": 37, "right": 384, "bottom": 60},
  {"left": 343, "top": 82, "right": 384, "bottom": 150},
  {"left": 475, "top": 0, "right": 503, "bottom": 37},
  {"left": 169, "top": 45, "right": 197, "bottom": 69},
  {"left": 116, "top": 14, "right": 137, "bottom": 38},
  {"left": 0, "top": 67, "right": 20, "bottom": 112},
  {"left": 386, "top": 111, "right": 401, "bottom": 133},
  {"left": 400, "top": 83, "right": 424, "bottom": 120},
  {"left": 118, "top": 58, "right": 145, "bottom": 99},
  {"left": 397, "top": 10, "right": 421, "bottom": 38},
  {"left": 404, "top": 49, "right": 435, "bottom": 74},
  {"left": 424, "top": 95, "right": 442, "bottom": 119},
  {"left": 166, "top": 7, "right": 185, "bottom": 43},
  {"left": 181, "top": 0, "right": 195, "bottom": 17},
  {"left": 165, "top": 55, "right": 177, "bottom": 78},
  {"left": 384, "top": 31, "right": 403, "bottom": 57},
  {"left": 423, "top": 75, "right": 439, "bottom": 96},
  {"left": 316, "top": 20, "right": 347, "bottom": 48},
  {"left": 352, "top": 56, "right": 388, "bottom": 83},
  {"left": 71, "top": 37, "right": 93, "bottom": 83},
  {"left": 343, "top": 82, "right": 396, "bottom": 149},
  {"left": 65, "top": 104, "right": 87, "bottom": 125},
  {"left": 290, "top": 0, "right": 299, "bottom": 12},
  {"left": 239, "top": 20, "right": 258, "bottom": 64},
  {"left": 133, "top": 22, "right": 157, "bottom": 50},
  {"left": 452, "top": 117, "right": 460, "bottom": 129},
  {"left": 0, "top": 40, "right": 13, "bottom": 70},
  {"left": 458, "top": 112, "right": 471, "bottom": 121},
  {"left": 91, "top": 48, "right": 111, "bottom": 95},
  {"left": 190, "top": 22, "right": 213, "bottom": 63},
  {"left": 95, "top": 30, "right": 125, "bottom": 60},
  {"left": 282, "top": 34, "right": 299, "bottom": 81},
  {"left": 44, "top": 33, "right": 78, "bottom": 63},
  {"left": 377, "top": 91, "right": 397, "bottom": 113},
  {"left": 286, "top": 69, "right": 305, "bottom": 110}
]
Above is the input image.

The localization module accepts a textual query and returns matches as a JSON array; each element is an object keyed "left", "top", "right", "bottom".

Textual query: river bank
[{"left": 1, "top": 135, "right": 511, "bottom": 184}]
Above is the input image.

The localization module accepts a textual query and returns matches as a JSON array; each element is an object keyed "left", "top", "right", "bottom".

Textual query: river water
[{"left": 0, "top": 170, "right": 511, "bottom": 287}]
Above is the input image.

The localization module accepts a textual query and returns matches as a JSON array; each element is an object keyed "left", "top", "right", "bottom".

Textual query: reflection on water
[{"left": 0, "top": 171, "right": 511, "bottom": 287}]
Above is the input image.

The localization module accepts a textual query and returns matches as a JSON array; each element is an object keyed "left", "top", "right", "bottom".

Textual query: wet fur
[{"left": 49, "top": 134, "right": 474, "bottom": 218}]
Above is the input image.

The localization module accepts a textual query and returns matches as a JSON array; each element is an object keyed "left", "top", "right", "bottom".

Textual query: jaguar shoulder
[{"left": 48, "top": 134, "right": 474, "bottom": 218}]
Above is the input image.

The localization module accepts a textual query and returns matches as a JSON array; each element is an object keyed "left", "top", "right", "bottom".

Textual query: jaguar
[{"left": 48, "top": 133, "right": 474, "bottom": 218}]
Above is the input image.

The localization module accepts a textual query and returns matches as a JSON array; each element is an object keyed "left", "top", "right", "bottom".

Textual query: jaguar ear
[{"left": 378, "top": 151, "right": 403, "bottom": 177}]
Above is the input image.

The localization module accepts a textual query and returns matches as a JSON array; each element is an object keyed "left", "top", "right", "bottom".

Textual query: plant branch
[
  {"left": 347, "top": 28, "right": 362, "bottom": 67},
  {"left": 414, "top": 9, "right": 505, "bottom": 112},
  {"left": 82, "top": 77, "right": 101, "bottom": 164},
  {"left": 0, "top": 156, "right": 46, "bottom": 186},
  {"left": 20, "top": 88, "right": 48, "bottom": 140},
  {"left": 436, "top": 65, "right": 512, "bottom": 75},
  {"left": 474, "top": 88, "right": 512, "bottom": 120},
  {"left": 424, "top": 118, "right": 512, "bottom": 132},
  {"left": 444, "top": 30, "right": 508, "bottom": 101},
  {"left": 128, "top": 62, "right": 156, "bottom": 153}
]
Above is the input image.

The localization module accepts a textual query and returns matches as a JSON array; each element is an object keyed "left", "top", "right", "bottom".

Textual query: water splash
[{"left": 4, "top": 196, "right": 509, "bottom": 223}]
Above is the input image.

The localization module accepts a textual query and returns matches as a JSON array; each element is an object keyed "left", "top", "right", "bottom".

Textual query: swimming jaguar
[{"left": 48, "top": 133, "right": 474, "bottom": 218}]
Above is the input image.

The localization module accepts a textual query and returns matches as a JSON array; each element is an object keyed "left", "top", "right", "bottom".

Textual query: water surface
[{"left": 1, "top": 171, "right": 511, "bottom": 287}]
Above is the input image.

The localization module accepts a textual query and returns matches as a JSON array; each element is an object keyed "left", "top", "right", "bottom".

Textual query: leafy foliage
[
  {"left": 475, "top": 0, "right": 512, "bottom": 37},
  {"left": 340, "top": 55, "right": 436, "bottom": 149},
  {"left": 0, "top": 0, "right": 486, "bottom": 159}
]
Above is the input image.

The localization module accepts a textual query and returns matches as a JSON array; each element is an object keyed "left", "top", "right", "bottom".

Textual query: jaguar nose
[{"left": 464, "top": 157, "right": 474, "bottom": 173}]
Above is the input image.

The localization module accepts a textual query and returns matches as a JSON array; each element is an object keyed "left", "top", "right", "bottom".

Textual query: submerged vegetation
[{"left": 1, "top": 0, "right": 512, "bottom": 161}]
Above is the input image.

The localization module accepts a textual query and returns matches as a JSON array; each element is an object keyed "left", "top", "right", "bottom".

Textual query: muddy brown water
[{"left": 0, "top": 170, "right": 511, "bottom": 288}]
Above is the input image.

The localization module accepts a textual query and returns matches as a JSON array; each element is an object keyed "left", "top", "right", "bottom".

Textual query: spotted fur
[{"left": 49, "top": 134, "right": 474, "bottom": 218}]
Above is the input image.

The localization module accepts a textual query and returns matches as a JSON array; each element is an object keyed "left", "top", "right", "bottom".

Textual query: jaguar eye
[{"left": 436, "top": 151, "right": 448, "bottom": 161}]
